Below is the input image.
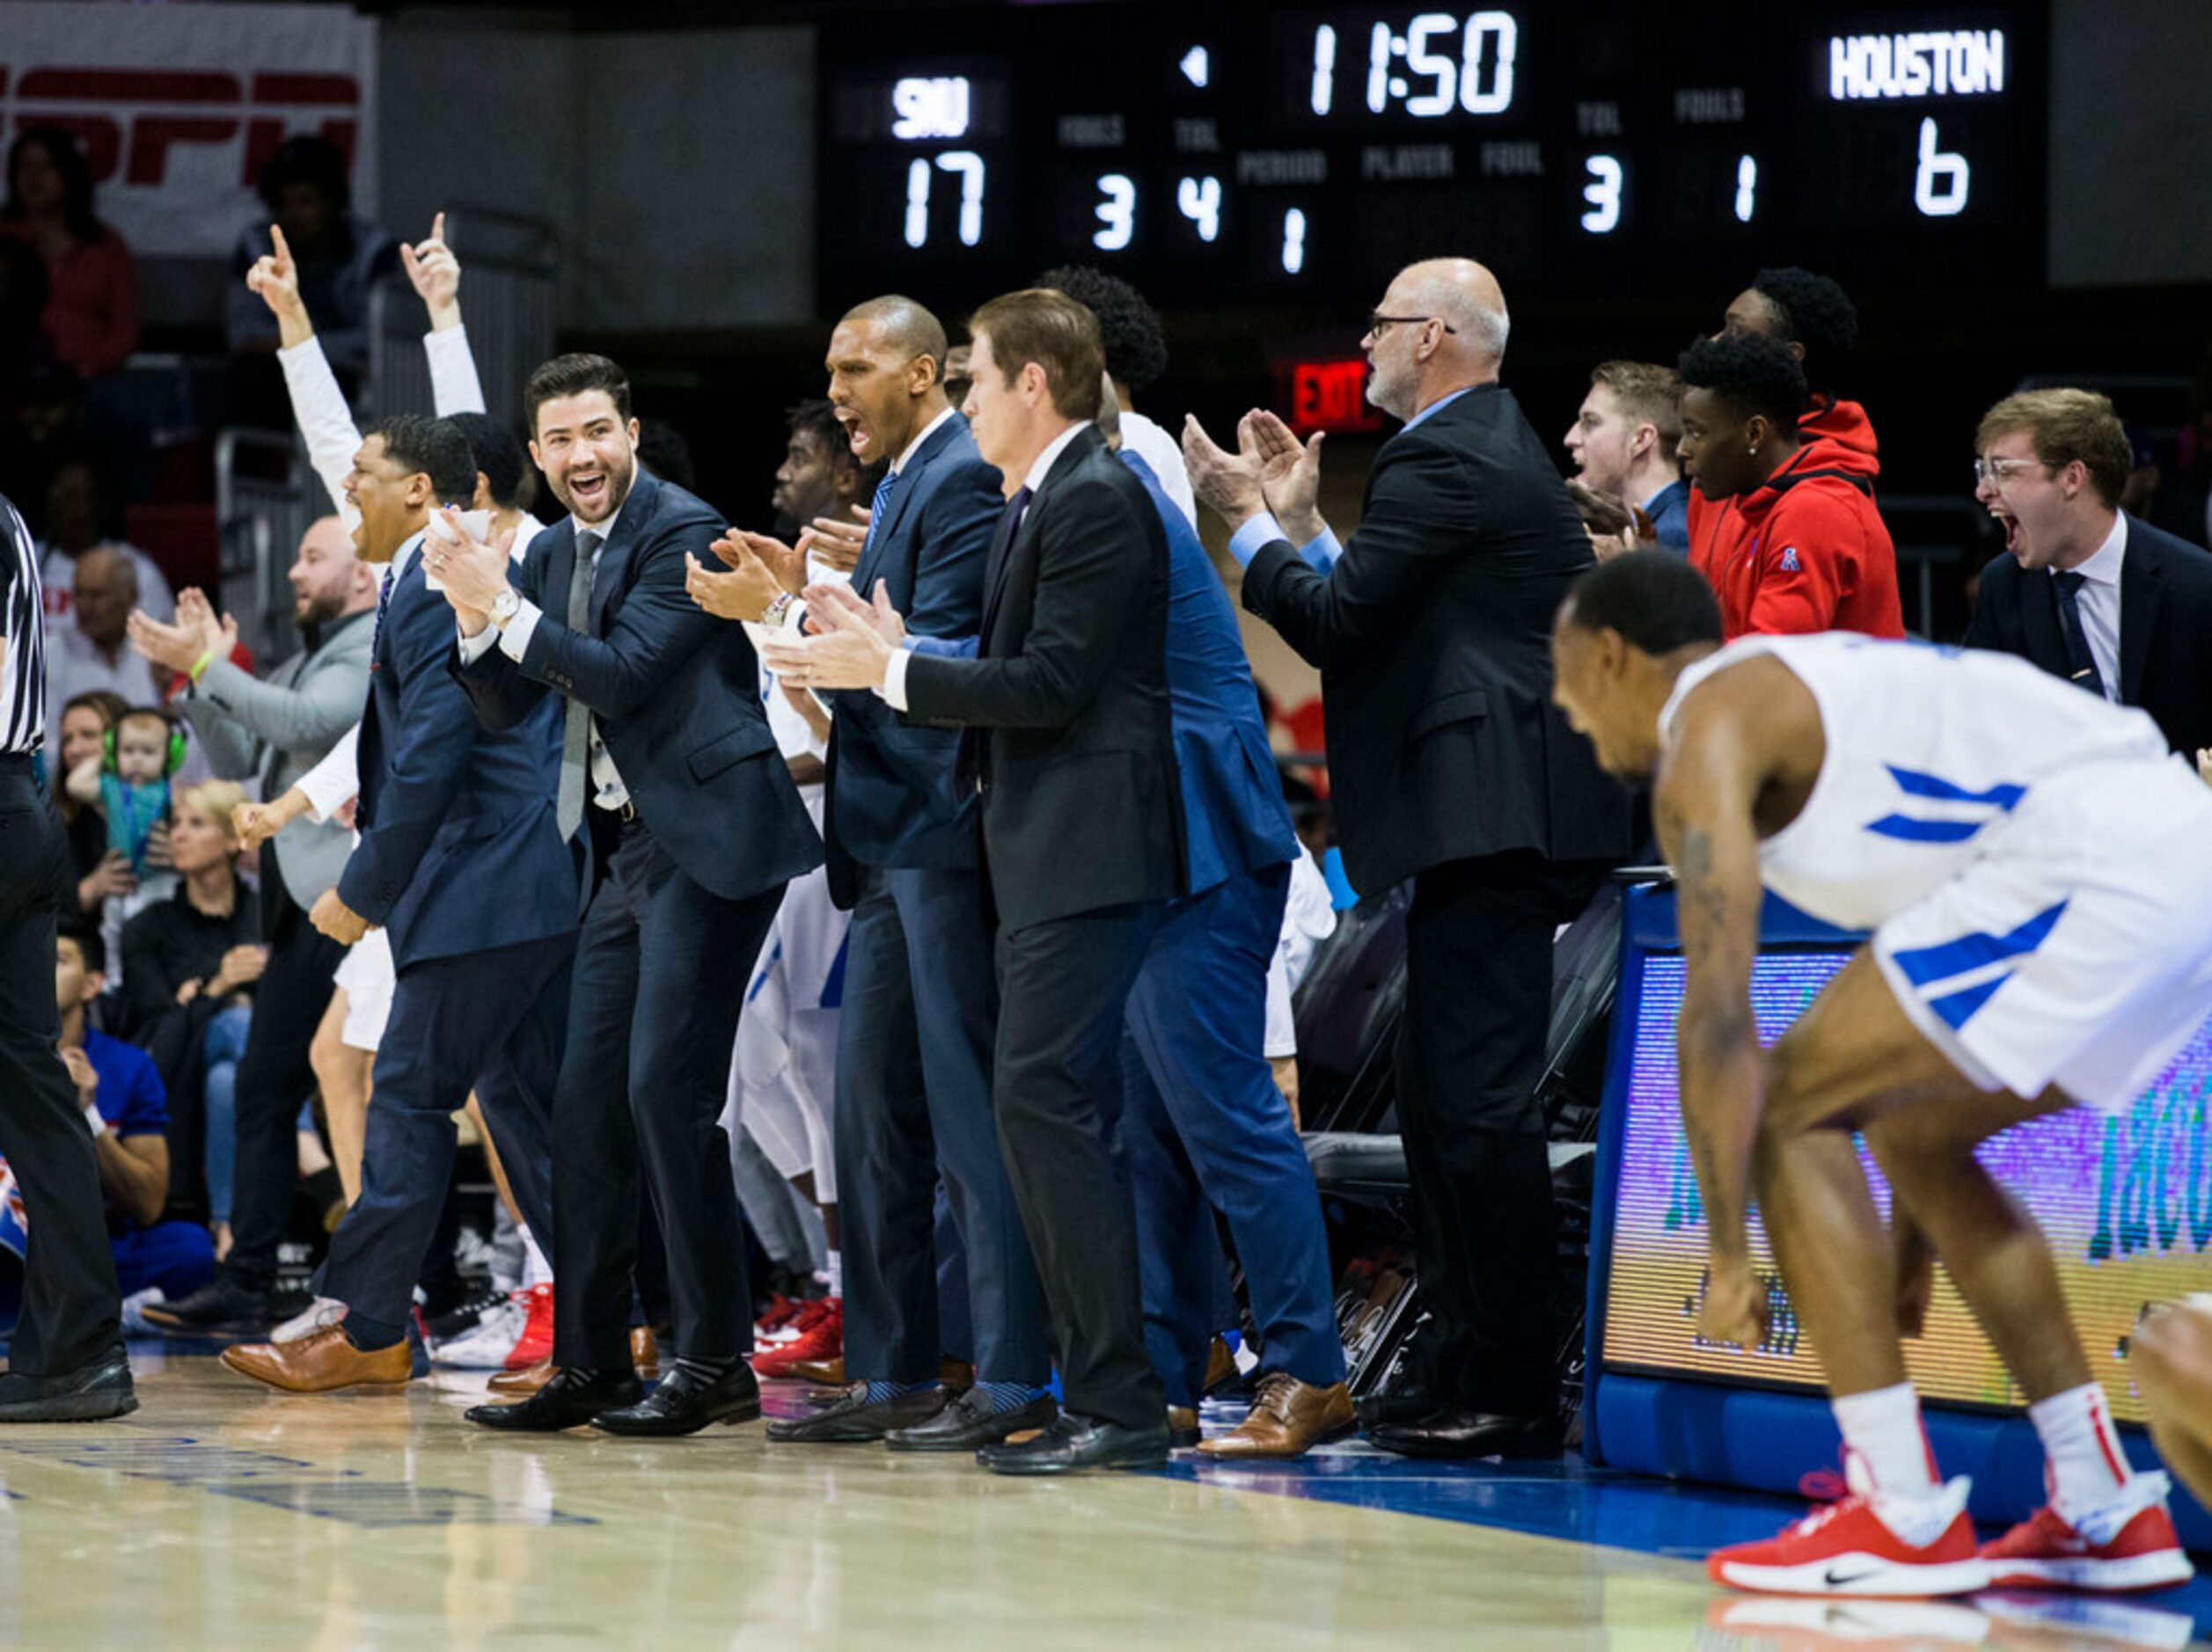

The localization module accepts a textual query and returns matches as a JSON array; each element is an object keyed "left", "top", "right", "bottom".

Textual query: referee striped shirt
[{"left": 0, "top": 493, "right": 48, "bottom": 754}]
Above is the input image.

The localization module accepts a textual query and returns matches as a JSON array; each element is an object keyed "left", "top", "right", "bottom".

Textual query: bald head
[
  {"left": 72, "top": 546, "right": 136, "bottom": 647},
  {"left": 1363, "top": 257, "right": 1511, "bottom": 422},
  {"left": 1395, "top": 258, "right": 1509, "bottom": 362},
  {"left": 291, "top": 512, "right": 377, "bottom": 626},
  {"left": 840, "top": 296, "right": 949, "bottom": 376}
]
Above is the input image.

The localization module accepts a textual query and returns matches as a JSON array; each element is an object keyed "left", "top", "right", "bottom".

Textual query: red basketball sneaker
[
  {"left": 505, "top": 1283, "right": 554, "bottom": 1373},
  {"left": 751, "top": 1297, "right": 841, "bottom": 1379},
  {"left": 1980, "top": 1473, "right": 2194, "bottom": 1593},
  {"left": 1709, "top": 1471, "right": 1989, "bottom": 1597}
]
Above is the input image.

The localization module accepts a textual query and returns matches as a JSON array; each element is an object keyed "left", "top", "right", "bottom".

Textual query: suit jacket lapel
[
  {"left": 978, "top": 425, "right": 1103, "bottom": 643},
  {"left": 589, "top": 471, "right": 659, "bottom": 634},
  {"left": 2118, "top": 531, "right": 2161, "bottom": 703},
  {"left": 856, "top": 418, "right": 961, "bottom": 594}
]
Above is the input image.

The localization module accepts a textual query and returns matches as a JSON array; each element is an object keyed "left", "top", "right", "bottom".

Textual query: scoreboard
[{"left": 817, "top": 4, "right": 2046, "bottom": 313}]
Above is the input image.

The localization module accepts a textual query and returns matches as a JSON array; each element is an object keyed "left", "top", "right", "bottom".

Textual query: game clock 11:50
[{"left": 1305, "top": 12, "right": 1520, "bottom": 118}]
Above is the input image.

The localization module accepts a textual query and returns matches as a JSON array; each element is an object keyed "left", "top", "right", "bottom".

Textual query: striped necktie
[
  {"left": 555, "top": 530, "right": 600, "bottom": 841},
  {"left": 2051, "top": 570, "right": 2106, "bottom": 698}
]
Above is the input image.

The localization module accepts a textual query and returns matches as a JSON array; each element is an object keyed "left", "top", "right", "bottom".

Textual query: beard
[{"left": 296, "top": 589, "right": 349, "bottom": 629}]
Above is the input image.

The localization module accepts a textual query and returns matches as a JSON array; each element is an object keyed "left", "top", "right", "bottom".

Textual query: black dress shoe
[
  {"left": 886, "top": 1390, "right": 1056, "bottom": 1452},
  {"left": 594, "top": 1360, "right": 761, "bottom": 1436},
  {"left": 0, "top": 1345, "right": 136, "bottom": 1422},
  {"left": 976, "top": 1412, "right": 1171, "bottom": 1476},
  {"left": 466, "top": 1367, "right": 641, "bottom": 1432},
  {"left": 138, "top": 1277, "right": 273, "bottom": 1337},
  {"left": 1366, "top": 1407, "right": 1564, "bottom": 1461},
  {"left": 767, "top": 1383, "right": 949, "bottom": 1444},
  {"left": 1354, "top": 1381, "right": 1446, "bottom": 1432}
]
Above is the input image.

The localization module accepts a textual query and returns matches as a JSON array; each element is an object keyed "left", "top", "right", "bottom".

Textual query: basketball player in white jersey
[{"left": 1549, "top": 553, "right": 2212, "bottom": 1599}]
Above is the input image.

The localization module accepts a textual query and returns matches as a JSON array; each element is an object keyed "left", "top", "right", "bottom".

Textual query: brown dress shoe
[
  {"left": 787, "top": 1355, "right": 844, "bottom": 1385},
  {"left": 1195, "top": 1373, "right": 1356, "bottom": 1459},
  {"left": 1203, "top": 1335, "right": 1238, "bottom": 1394},
  {"left": 1167, "top": 1406, "right": 1200, "bottom": 1449},
  {"left": 220, "top": 1324, "right": 413, "bottom": 1393},
  {"left": 630, "top": 1326, "right": 660, "bottom": 1379},
  {"left": 488, "top": 1359, "right": 555, "bottom": 1397}
]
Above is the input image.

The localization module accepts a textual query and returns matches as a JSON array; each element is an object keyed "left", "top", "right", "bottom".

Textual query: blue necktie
[
  {"left": 2052, "top": 570, "right": 2106, "bottom": 698},
  {"left": 370, "top": 566, "right": 394, "bottom": 658},
  {"left": 859, "top": 468, "right": 899, "bottom": 566}
]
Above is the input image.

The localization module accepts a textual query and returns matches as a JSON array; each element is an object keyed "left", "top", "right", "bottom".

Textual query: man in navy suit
[
  {"left": 1966, "top": 388, "right": 2212, "bottom": 761},
  {"left": 432, "top": 354, "right": 821, "bottom": 1436},
  {"left": 1104, "top": 390, "right": 1353, "bottom": 1458},
  {"left": 689, "top": 296, "right": 1051, "bottom": 1451},
  {"left": 221, "top": 414, "right": 578, "bottom": 1393}
]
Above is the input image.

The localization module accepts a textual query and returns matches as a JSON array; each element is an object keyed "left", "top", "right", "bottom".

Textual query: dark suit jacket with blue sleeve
[
  {"left": 1962, "top": 513, "right": 2212, "bottom": 758},
  {"left": 1239, "top": 384, "right": 1632, "bottom": 896},
  {"left": 1121, "top": 450, "right": 1297, "bottom": 895},
  {"left": 900, "top": 424, "right": 1185, "bottom": 932},
  {"left": 339, "top": 537, "right": 577, "bottom": 970},
  {"left": 453, "top": 469, "right": 823, "bottom": 903},
  {"left": 823, "top": 413, "right": 1002, "bottom": 908}
]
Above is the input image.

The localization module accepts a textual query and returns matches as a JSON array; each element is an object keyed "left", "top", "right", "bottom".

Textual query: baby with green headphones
[{"left": 65, "top": 706, "right": 186, "bottom": 877}]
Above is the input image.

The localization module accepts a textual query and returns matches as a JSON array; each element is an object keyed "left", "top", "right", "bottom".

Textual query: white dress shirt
[
  {"left": 879, "top": 420, "right": 1091, "bottom": 713},
  {"left": 458, "top": 495, "right": 633, "bottom": 810},
  {"left": 1117, "top": 410, "right": 1197, "bottom": 530},
  {"left": 2062, "top": 511, "right": 2126, "bottom": 703}
]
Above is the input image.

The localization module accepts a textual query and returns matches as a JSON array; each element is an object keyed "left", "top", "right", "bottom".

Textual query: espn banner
[
  {"left": 1601, "top": 949, "right": 2212, "bottom": 1422},
  {"left": 0, "top": 2, "right": 377, "bottom": 259}
]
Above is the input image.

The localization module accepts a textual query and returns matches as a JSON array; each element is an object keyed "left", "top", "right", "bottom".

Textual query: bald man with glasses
[{"left": 1186, "top": 257, "right": 1631, "bottom": 1462}]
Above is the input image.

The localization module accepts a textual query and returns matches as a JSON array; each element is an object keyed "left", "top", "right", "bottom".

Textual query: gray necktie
[{"left": 555, "top": 530, "right": 598, "bottom": 841}]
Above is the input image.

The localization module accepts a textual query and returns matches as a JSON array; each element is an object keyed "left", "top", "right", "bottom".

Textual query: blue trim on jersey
[
  {"left": 818, "top": 933, "right": 849, "bottom": 1011},
  {"left": 1864, "top": 814, "right": 1986, "bottom": 844},
  {"left": 745, "top": 939, "right": 783, "bottom": 1004},
  {"left": 1926, "top": 973, "right": 2013, "bottom": 1030},
  {"left": 1884, "top": 766, "right": 2027, "bottom": 810},
  {"left": 1890, "top": 898, "right": 2069, "bottom": 990}
]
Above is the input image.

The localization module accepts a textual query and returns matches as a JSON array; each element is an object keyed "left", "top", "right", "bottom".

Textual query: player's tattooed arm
[{"left": 1654, "top": 712, "right": 1769, "bottom": 1276}]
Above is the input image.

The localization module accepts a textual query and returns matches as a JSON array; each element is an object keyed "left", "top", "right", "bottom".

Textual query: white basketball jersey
[{"left": 1658, "top": 633, "right": 2173, "bottom": 930}]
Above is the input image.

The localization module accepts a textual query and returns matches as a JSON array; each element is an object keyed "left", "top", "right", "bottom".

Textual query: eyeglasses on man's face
[
  {"left": 1366, "top": 312, "right": 1457, "bottom": 339},
  {"left": 1973, "top": 455, "right": 2050, "bottom": 486}
]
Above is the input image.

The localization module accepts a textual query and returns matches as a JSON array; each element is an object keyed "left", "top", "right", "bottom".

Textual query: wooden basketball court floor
[{"left": 2, "top": 1346, "right": 2207, "bottom": 1648}]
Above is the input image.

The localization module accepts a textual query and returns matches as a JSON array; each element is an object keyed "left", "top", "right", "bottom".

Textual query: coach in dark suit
[
  {"left": 221, "top": 415, "right": 577, "bottom": 1394},
  {"left": 436, "top": 355, "right": 820, "bottom": 1437},
  {"left": 1188, "top": 258, "right": 1632, "bottom": 1460},
  {"left": 780, "top": 289, "right": 1183, "bottom": 1473},
  {"left": 1965, "top": 389, "right": 2212, "bottom": 759},
  {"left": 691, "top": 296, "right": 1051, "bottom": 1448}
]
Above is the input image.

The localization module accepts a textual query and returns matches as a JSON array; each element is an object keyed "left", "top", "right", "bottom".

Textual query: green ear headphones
[{"left": 103, "top": 720, "right": 189, "bottom": 778}]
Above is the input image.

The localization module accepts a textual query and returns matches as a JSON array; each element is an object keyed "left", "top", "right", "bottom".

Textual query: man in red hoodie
[{"left": 1677, "top": 332, "right": 1903, "bottom": 640}]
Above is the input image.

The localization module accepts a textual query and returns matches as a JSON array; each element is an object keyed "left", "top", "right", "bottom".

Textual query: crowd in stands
[{"left": 4, "top": 119, "right": 2210, "bottom": 1470}]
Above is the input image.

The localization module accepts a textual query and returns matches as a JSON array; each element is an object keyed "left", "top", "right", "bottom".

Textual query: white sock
[
  {"left": 1832, "top": 1382, "right": 1941, "bottom": 1498},
  {"left": 824, "top": 1249, "right": 843, "bottom": 1299},
  {"left": 2029, "top": 1382, "right": 2135, "bottom": 1523},
  {"left": 520, "top": 1226, "right": 553, "bottom": 1290}
]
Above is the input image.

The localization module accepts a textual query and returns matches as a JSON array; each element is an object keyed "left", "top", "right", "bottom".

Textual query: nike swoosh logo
[{"left": 1822, "top": 1564, "right": 1884, "bottom": 1587}]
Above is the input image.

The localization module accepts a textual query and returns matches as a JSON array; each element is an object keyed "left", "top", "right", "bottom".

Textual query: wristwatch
[
  {"left": 763, "top": 592, "right": 795, "bottom": 627},
  {"left": 490, "top": 588, "right": 523, "bottom": 628}
]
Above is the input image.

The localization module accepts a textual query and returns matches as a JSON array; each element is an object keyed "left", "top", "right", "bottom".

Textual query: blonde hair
[
  {"left": 1975, "top": 388, "right": 2133, "bottom": 508},
  {"left": 176, "top": 779, "right": 246, "bottom": 845}
]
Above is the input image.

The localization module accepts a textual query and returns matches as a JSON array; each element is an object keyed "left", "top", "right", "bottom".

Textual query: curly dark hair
[
  {"left": 1750, "top": 267, "right": 1859, "bottom": 367},
  {"left": 1034, "top": 264, "right": 1168, "bottom": 396},
  {"left": 1564, "top": 552, "right": 1724, "bottom": 654},
  {"left": 1678, "top": 332, "right": 1808, "bottom": 432}
]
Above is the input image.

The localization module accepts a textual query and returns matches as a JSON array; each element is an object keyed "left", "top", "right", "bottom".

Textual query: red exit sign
[{"left": 1281, "top": 358, "right": 1382, "bottom": 435}]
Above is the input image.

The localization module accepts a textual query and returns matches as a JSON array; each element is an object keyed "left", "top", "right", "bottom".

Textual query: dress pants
[
  {"left": 216, "top": 890, "right": 347, "bottom": 1294},
  {"left": 1116, "top": 862, "right": 1344, "bottom": 1407},
  {"left": 550, "top": 818, "right": 782, "bottom": 1371},
  {"left": 837, "top": 865, "right": 1045, "bottom": 1385},
  {"left": 1398, "top": 850, "right": 1613, "bottom": 1417},
  {"left": 0, "top": 764, "right": 121, "bottom": 1374},
  {"left": 322, "top": 932, "right": 572, "bottom": 1330},
  {"left": 992, "top": 901, "right": 1167, "bottom": 1431}
]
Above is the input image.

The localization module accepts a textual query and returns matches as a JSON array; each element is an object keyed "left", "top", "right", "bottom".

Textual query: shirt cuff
[
  {"left": 1227, "top": 513, "right": 1285, "bottom": 570},
  {"left": 498, "top": 598, "right": 544, "bottom": 662},
  {"left": 879, "top": 647, "right": 912, "bottom": 712},
  {"left": 457, "top": 620, "right": 502, "bottom": 664},
  {"left": 1300, "top": 525, "right": 1344, "bottom": 572}
]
